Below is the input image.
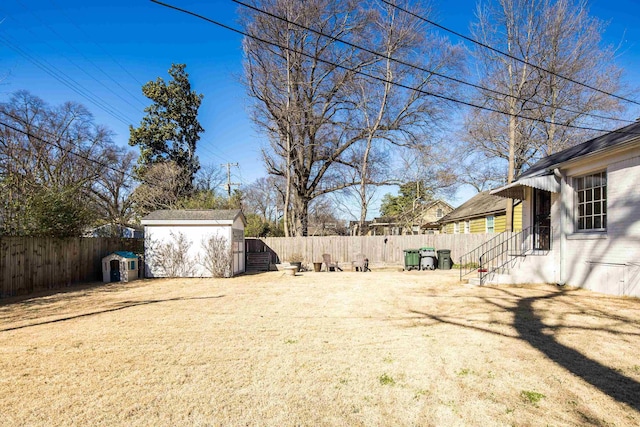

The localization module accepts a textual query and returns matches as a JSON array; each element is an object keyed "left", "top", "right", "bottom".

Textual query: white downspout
[{"left": 554, "top": 168, "right": 566, "bottom": 286}]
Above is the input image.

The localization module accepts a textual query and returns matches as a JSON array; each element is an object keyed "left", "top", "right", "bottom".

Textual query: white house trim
[{"left": 488, "top": 122, "right": 640, "bottom": 297}]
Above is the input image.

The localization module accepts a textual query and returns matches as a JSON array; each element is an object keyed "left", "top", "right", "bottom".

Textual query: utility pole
[{"left": 221, "top": 162, "right": 240, "bottom": 197}]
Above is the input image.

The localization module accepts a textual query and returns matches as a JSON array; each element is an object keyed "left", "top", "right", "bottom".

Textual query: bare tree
[
  {"left": 0, "top": 90, "right": 115, "bottom": 236},
  {"left": 91, "top": 147, "right": 137, "bottom": 232},
  {"left": 194, "top": 163, "right": 226, "bottom": 193},
  {"left": 466, "top": 0, "right": 627, "bottom": 230},
  {"left": 242, "top": 0, "right": 371, "bottom": 236},
  {"left": 331, "top": 142, "right": 390, "bottom": 225},
  {"left": 242, "top": 0, "right": 463, "bottom": 236},
  {"left": 343, "top": 0, "right": 464, "bottom": 234},
  {"left": 130, "top": 162, "right": 190, "bottom": 216},
  {"left": 376, "top": 144, "right": 458, "bottom": 233},
  {"left": 242, "top": 176, "right": 282, "bottom": 223}
]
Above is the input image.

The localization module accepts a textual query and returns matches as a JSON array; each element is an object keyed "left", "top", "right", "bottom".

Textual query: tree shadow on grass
[
  {"left": 0, "top": 295, "right": 225, "bottom": 333},
  {"left": 408, "top": 286, "right": 640, "bottom": 412},
  {"left": 511, "top": 289, "right": 640, "bottom": 412}
]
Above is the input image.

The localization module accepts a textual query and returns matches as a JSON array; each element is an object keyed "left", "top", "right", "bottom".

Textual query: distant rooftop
[
  {"left": 142, "top": 209, "right": 244, "bottom": 222},
  {"left": 440, "top": 191, "right": 511, "bottom": 222}
]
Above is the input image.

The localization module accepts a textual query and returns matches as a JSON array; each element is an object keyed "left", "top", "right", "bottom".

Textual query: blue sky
[{"left": 1, "top": 0, "right": 639, "bottom": 213}]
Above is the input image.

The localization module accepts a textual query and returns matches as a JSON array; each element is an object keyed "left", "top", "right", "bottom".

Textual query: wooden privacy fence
[
  {"left": 0, "top": 237, "right": 144, "bottom": 298},
  {"left": 246, "top": 234, "right": 495, "bottom": 267}
]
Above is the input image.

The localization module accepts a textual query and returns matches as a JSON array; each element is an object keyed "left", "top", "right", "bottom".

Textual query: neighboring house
[
  {"left": 488, "top": 121, "right": 640, "bottom": 297},
  {"left": 439, "top": 191, "right": 522, "bottom": 234},
  {"left": 348, "top": 220, "right": 373, "bottom": 236},
  {"left": 141, "top": 209, "right": 246, "bottom": 278},
  {"left": 365, "top": 200, "right": 453, "bottom": 235},
  {"left": 85, "top": 224, "right": 143, "bottom": 238}
]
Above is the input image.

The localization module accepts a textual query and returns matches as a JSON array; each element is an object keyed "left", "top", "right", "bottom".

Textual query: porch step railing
[{"left": 459, "top": 226, "right": 552, "bottom": 283}]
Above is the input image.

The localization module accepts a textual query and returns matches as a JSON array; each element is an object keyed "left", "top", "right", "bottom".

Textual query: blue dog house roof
[{"left": 113, "top": 251, "right": 137, "bottom": 259}]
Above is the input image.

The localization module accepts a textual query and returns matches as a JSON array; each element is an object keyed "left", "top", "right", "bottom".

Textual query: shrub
[
  {"left": 200, "top": 234, "right": 232, "bottom": 278},
  {"left": 289, "top": 253, "right": 304, "bottom": 263},
  {"left": 146, "top": 231, "right": 196, "bottom": 277}
]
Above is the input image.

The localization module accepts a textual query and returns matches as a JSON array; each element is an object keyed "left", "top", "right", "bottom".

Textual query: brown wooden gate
[{"left": 245, "top": 239, "right": 279, "bottom": 272}]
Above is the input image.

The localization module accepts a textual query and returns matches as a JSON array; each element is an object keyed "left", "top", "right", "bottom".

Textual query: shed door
[{"left": 110, "top": 259, "right": 120, "bottom": 282}]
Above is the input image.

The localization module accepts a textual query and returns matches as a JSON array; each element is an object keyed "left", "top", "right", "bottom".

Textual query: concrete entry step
[{"left": 468, "top": 277, "right": 482, "bottom": 286}]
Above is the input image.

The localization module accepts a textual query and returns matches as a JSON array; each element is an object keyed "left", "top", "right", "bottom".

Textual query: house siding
[
  {"left": 421, "top": 201, "right": 454, "bottom": 224},
  {"left": 469, "top": 218, "right": 485, "bottom": 233},
  {"left": 497, "top": 148, "right": 640, "bottom": 297},
  {"left": 441, "top": 203, "right": 522, "bottom": 234},
  {"left": 495, "top": 203, "right": 523, "bottom": 233},
  {"left": 514, "top": 203, "right": 523, "bottom": 230},
  {"left": 493, "top": 190, "right": 560, "bottom": 285},
  {"left": 563, "top": 153, "right": 640, "bottom": 296}
]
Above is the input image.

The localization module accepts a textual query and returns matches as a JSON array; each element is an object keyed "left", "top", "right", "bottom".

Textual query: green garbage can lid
[{"left": 420, "top": 247, "right": 435, "bottom": 250}]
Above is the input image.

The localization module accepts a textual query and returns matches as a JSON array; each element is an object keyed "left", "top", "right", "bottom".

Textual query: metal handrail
[
  {"left": 458, "top": 230, "right": 518, "bottom": 280},
  {"left": 459, "top": 226, "right": 552, "bottom": 283}
]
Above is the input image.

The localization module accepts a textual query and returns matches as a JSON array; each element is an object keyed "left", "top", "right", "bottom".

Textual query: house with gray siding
[{"left": 488, "top": 121, "right": 640, "bottom": 297}]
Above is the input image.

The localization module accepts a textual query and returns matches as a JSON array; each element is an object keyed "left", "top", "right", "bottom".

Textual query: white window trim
[
  {"left": 486, "top": 216, "right": 495, "bottom": 233},
  {"left": 464, "top": 220, "right": 470, "bottom": 234},
  {"left": 572, "top": 171, "right": 607, "bottom": 233}
]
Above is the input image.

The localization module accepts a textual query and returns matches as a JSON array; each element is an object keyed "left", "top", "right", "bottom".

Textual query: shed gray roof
[
  {"left": 142, "top": 209, "right": 244, "bottom": 222},
  {"left": 519, "top": 121, "right": 640, "bottom": 179},
  {"left": 440, "top": 191, "right": 511, "bottom": 222}
]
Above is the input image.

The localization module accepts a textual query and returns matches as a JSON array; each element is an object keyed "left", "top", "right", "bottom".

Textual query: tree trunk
[
  {"left": 292, "top": 193, "right": 310, "bottom": 237},
  {"left": 506, "top": 108, "right": 516, "bottom": 232}
]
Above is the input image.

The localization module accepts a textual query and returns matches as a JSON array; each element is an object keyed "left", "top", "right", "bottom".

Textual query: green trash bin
[
  {"left": 437, "top": 249, "right": 452, "bottom": 270},
  {"left": 403, "top": 249, "right": 420, "bottom": 270}
]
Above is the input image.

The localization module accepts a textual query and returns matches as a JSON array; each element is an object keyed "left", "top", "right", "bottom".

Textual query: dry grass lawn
[{"left": 1, "top": 269, "right": 639, "bottom": 426}]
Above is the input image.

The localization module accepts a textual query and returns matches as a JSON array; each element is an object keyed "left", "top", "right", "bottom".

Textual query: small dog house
[{"left": 102, "top": 251, "right": 139, "bottom": 283}]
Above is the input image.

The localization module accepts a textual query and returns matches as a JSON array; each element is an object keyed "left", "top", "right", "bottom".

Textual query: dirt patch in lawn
[{"left": 1, "top": 270, "right": 639, "bottom": 426}]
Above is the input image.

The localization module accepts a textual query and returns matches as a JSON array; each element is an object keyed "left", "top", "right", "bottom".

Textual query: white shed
[
  {"left": 141, "top": 209, "right": 246, "bottom": 278},
  {"left": 102, "top": 251, "right": 140, "bottom": 283}
]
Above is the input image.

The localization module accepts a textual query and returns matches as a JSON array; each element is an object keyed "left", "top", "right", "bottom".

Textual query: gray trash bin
[
  {"left": 419, "top": 247, "right": 437, "bottom": 270},
  {"left": 437, "top": 249, "right": 452, "bottom": 270}
]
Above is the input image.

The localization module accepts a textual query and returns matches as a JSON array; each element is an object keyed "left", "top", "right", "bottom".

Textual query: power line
[
  {"left": 149, "top": 0, "right": 639, "bottom": 136},
  {"left": 1, "top": 111, "right": 243, "bottom": 197},
  {"left": 0, "top": 34, "right": 132, "bottom": 126},
  {"left": 4, "top": 3, "right": 224, "bottom": 161},
  {"left": 1, "top": 115, "right": 206, "bottom": 203},
  {"left": 221, "top": 162, "right": 241, "bottom": 196},
  {"left": 197, "top": 139, "right": 239, "bottom": 165},
  {"left": 47, "top": 0, "right": 146, "bottom": 88},
  {"left": 232, "top": 0, "right": 633, "bottom": 125},
  {"left": 9, "top": 1, "right": 146, "bottom": 110},
  {"left": 0, "top": 119, "right": 136, "bottom": 183},
  {"left": 378, "top": 0, "right": 640, "bottom": 107}
]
